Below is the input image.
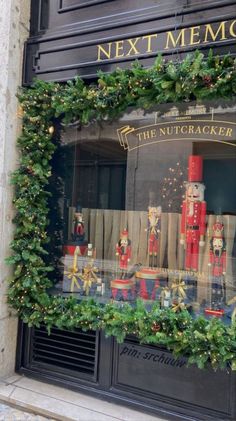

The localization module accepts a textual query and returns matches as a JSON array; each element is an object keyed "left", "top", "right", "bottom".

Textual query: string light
[
  {"left": 161, "top": 161, "right": 186, "bottom": 211},
  {"left": 8, "top": 52, "right": 236, "bottom": 371}
]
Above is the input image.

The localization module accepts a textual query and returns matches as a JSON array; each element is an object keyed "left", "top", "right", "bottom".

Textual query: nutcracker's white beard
[
  {"left": 189, "top": 202, "right": 194, "bottom": 216},
  {"left": 185, "top": 182, "right": 205, "bottom": 203}
]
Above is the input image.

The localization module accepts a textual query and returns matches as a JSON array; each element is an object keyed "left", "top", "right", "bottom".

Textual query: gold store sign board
[
  {"left": 117, "top": 119, "right": 236, "bottom": 151},
  {"left": 97, "top": 19, "right": 236, "bottom": 61}
]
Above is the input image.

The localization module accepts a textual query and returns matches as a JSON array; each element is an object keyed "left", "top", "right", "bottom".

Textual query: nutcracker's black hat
[{"left": 75, "top": 203, "right": 82, "bottom": 213}]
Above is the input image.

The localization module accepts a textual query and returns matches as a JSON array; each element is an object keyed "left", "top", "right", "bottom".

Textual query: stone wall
[{"left": 0, "top": 0, "right": 30, "bottom": 377}]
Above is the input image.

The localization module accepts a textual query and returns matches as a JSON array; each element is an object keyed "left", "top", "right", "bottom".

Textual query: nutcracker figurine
[
  {"left": 87, "top": 243, "right": 95, "bottom": 259},
  {"left": 116, "top": 228, "right": 131, "bottom": 278},
  {"left": 72, "top": 204, "right": 85, "bottom": 244},
  {"left": 111, "top": 229, "right": 134, "bottom": 300},
  {"left": 62, "top": 204, "right": 87, "bottom": 285},
  {"left": 160, "top": 287, "right": 172, "bottom": 308},
  {"left": 146, "top": 206, "right": 161, "bottom": 267},
  {"left": 180, "top": 156, "right": 207, "bottom": 271},
  {"left": 205, "top": 221, "right": 226, "bottom": 315}
]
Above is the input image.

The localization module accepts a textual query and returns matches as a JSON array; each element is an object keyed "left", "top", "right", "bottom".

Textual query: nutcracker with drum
[
  {"left": 111, "top": 228, "right": 135, "bottom": 301},
  {"left": 180, "top": 155, "right": 207, "bottom": 272},
  {"left": 205, "top": 221, "right": 226, "bottom": 316}
]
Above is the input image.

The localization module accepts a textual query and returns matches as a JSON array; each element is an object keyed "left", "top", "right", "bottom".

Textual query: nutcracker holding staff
[
  {"left": 116, "top": 228, "right": 131, "bottom": 278},
  {"left": 180, "top": 156, "right": 207, "bottom": 271},
  {"left": 207, "top": 221, "right": 226, "bottom": 312},
  {"left": 146, "top": 206, "right": 161, "bottom": 267}
]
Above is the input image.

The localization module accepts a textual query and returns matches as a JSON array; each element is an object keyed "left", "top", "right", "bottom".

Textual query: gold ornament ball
[{"left": 48, "top": 126, "right": 54, "bottom": 134}]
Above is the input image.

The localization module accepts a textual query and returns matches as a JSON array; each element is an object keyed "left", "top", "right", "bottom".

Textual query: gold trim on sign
[
  {"left": 117, "top": 119, "right": 236, "bottom": 151},
  {"left": 128, "top": 138, "right": 236, "bottom": 151}
]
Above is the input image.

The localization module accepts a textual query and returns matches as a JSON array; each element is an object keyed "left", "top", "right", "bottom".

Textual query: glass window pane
[{"left": 49, "top": 99, "right": 236, "bottom": 322}]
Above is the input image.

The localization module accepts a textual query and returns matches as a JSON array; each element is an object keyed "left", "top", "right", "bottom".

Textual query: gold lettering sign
[
  {"left": 97, "top": 19, "right": 236, "bottom": 62},
  {"left": 117, "top": 120, "right": 236, "bottom": 151}
]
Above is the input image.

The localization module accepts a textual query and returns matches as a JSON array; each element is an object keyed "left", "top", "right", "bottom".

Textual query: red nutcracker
[
  {"left": 64, "top": 203, "right": 87, "bottom": 256},
  {"left": 206, "top": 221, "right": 226, "bottom": 313},
  {"left": 116, "top": 228, "right": 131, "bottom": 278},
  {"left": 72, "top": 204, "right": 85, "bottom": 244},
  {"left": 146, "top": 206, "right": 161, "bottom": 267},
  {"left": 180, "top": 156, "right": 207, "bottom": 271}
]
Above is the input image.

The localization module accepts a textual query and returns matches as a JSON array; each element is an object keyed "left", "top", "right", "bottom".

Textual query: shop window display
[{"left": 54, "top": 101, "right": 236, "bottom": 323}]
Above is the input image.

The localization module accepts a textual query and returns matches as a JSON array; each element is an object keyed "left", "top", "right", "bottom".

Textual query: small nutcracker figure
[
  {"left": 180, "top": 156, "right": 207, "bottom": 271},
  {"left": 146, "top": 206, "right": 161, "bottom": 267},
  {"left": 72, "top": 204, "right": 85, "bottom": 244},
  {"left": 63, "top": 204, "right": 87, "bottom": 256},
  {"left": 87, "top": 243, "right": 96, "bottom": 259},
  {"left": 116, "top": 228, "right": 131, "bottom": 278},
  {"left": 160, "top": 287, "right": 172, "bottom": 308},
  {"left": 206, "top": 221, "right": 226, "bottom": 313},
  {"left": 62, "top": 204, "right": 88, "bottom": 291},
  {"left": 96, "top": 277, "right": 105, "bottom": 296}
]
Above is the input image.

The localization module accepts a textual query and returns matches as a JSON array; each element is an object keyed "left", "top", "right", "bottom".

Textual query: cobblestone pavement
[{"left": 0, "top": 403, "right": 55, "bottom": 421}]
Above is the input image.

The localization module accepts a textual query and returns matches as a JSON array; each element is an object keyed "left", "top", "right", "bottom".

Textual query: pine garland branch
[{"left": 6, "top": 51, "right": 236, "bottom": 370}]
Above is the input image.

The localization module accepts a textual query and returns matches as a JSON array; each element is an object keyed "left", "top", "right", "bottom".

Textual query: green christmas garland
[{"left": 7, "top": 51, "right": 236, "bottom": 370}]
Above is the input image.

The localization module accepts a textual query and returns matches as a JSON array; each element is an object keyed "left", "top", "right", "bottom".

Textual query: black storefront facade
[{"left": 17, "top": 2, "right": 236, "bottom": 421}]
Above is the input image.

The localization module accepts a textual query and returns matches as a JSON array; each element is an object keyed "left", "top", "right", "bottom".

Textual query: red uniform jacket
[
  {"left": 181, "top": 200, "right": 206, "bottom": 243},
  {"left": 209, "top": 250, "right": 226, "bottom": 277},
  {"left": 74, "top": 221, "right": 84, "bottom": 236},
  {"left": 116, "top": 244, "right": 131, "bottom": 269}
]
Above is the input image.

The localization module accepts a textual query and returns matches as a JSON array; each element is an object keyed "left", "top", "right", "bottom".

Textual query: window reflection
[{"left": 49, "top": 100, "right": 236, "bottom": 323}]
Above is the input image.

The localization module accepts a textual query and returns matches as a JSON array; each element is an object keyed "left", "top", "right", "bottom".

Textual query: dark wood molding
[
  {"left": 23, "top": 1, "right": 236, "bottom": 85},
  {"left": 58, "top": 0, "right": 114, "bottom": 13}
]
